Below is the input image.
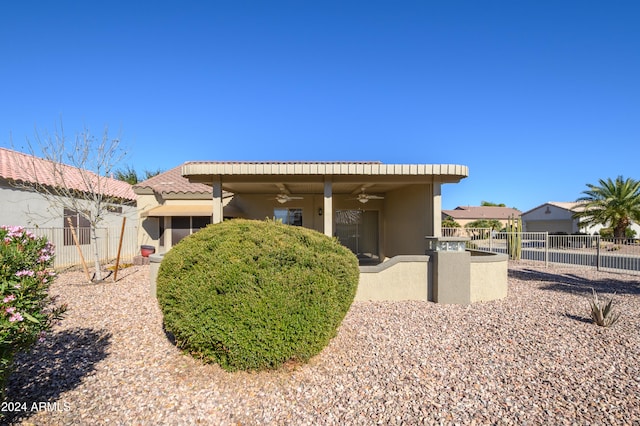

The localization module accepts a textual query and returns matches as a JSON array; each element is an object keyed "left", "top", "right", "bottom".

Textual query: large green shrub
[{"left": 157, "top": 219, "right": 360, "bottom": 372}]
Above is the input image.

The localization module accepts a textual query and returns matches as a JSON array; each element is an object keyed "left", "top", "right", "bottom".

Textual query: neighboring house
[
  {"left": 521, "top": 201, "right": 640, "bottom": 235},
  {"left": 442, "top": 206, "right": 521, "bottom": 228},
  {"left": 136, "top": 161, "right": 469, "bottom": 261},
  {"left": 0, "top": 147, "right": 137, "bottom": 262}
]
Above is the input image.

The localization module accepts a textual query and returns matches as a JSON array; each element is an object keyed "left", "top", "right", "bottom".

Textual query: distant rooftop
[{"left": 442, "top": 206, "right": 522, "bottom": 220}]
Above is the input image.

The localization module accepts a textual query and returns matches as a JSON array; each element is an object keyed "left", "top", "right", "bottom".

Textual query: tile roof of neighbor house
[
  {"left": 133, "top": 165, "right": 213, "bottom": 195},
  {"left": 442, "top": 206, "right": 522, "bottom": 220},
  {"left": 0, "top": 147, "right": 136, "bottom": 201}
]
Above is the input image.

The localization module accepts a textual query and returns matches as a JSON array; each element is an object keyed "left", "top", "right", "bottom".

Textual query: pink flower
[
  {"left": 9, "top": 312, "right": 23, "bottom": 322},
  {"left": 15, "top": 270, "right": 34, "bottom": 277},
  {"left": 5, "top": 306, "right": 16, "bottom": 314},
  {"left": 3, "top": 295, "right": 16, "bottom": 303}
]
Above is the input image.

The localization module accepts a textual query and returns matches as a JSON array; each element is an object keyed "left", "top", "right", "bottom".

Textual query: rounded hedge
[{"left": 156, "top": 219, "right": 360, "bottom": 371}]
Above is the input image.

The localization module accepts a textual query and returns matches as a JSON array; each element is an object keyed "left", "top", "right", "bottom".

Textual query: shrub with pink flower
[{"left": 0, "top": 225, "right": 66, "bottom": 398}]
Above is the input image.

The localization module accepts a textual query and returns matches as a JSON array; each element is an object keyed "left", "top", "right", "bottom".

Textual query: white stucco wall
[{"left": 0, "top": 184, "right": 136, "bottom": 228}]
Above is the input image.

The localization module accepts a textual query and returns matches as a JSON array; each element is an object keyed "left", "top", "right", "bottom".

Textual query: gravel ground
[{"left": 4, "top": 262, "right": 640, "bottom": 425}]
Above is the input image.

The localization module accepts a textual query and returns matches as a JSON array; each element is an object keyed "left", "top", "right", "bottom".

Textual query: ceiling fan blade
[{"left": 274, "top": 193, "right": 304, "bottom": 203}]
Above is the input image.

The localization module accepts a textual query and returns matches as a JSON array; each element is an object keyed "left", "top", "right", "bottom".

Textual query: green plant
[
  {"left": 589, "top": 288, "right": 620, "bottom": 327},
  {"left": 157, "top": 219, "right": 360, "bottom": 372},
  {"left": 442, "top": 218, "right": 460, "bottom": 228},
  {"left": 506, "top": 215, "right": 522, "bottom": 260},
  {"left": 0, "top": 225, "right": 66, "bottom": 397},
  {"left": 574, "top": 176, "right": 640, "bottom": 239}
]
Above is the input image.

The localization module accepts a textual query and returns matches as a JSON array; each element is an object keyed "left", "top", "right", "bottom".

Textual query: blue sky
[{"left": 1, "top": 1, "right": 638, "bottom": 211}]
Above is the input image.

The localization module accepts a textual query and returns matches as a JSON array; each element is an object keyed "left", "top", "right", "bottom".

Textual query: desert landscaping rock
[{"left": 4, "top": 262, "right": 640, "bottom": 425}]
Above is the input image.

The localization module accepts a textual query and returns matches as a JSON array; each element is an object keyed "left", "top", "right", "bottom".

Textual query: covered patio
[{"left": 181, "top": 161, "right": 469, "bottom": 262}]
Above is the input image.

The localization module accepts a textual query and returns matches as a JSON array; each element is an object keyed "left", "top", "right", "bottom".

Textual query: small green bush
[{"left": 157, "top": 219, "right": 359, "bottom": 371}]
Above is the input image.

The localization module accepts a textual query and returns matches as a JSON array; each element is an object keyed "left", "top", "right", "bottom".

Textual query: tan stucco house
[{"left": 137, "top": 160, "right": 509, "bottom": 304}]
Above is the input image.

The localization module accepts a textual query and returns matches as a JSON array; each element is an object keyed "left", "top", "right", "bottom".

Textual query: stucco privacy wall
[
  {"left": 356, "top": 256, "right": 430, "bottom": 301},
  {"left": 150, "top": 251, "right": 508, "bottom": 304},
  {"left": 469, "top": 251, "right": 508, "bottom": 302}
]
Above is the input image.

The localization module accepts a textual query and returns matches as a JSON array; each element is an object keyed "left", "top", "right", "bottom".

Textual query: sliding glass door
[{"left": 335, "top": 210, "right": 379, "bottom": 262}]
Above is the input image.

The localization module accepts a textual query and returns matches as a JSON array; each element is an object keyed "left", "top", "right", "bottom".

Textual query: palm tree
[
  {"left": 114, "top": 165, "right": 139, "bottom": 184},
  {"left": 574, "top": 176, "right": 640, "bottom": 238},
  {"left": 114, "top": 165, "right": 163, "bottom": 185}
]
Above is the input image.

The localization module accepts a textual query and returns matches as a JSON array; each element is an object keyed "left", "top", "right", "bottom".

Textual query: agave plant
[{"left": 589, "top": 288, "right": 620, "bottom": 327}]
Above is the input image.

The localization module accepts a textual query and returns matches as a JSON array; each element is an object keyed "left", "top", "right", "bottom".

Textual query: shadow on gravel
[
  {"left": 562, "top": 312, "right": 593, "bottom": 325},
  {"left": 3, "top": 328, "right": 111, "bottom": 425},
  {"left": 509, "top": 268, "right": 640, "bottom": 296}
]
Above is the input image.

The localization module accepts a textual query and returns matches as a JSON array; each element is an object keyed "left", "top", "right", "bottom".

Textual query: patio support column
[
  {"left": 323, "top": 177, "right": 333, "bottom": 237},
  {"left": 431, "top": 181, "right": 442, "bottom": 237},
  {"left": 212, "top": 177, "right": 223, "bottom": 224}
]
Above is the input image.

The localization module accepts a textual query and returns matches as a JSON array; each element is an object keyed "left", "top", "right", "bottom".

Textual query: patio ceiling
[{"left": 181, "top": 161, "right": 469, "bottom": 195}]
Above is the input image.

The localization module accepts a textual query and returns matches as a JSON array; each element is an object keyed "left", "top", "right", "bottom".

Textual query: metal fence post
[
  {"left": 596, "top": 235, "right": 600, "bottom": 271},
  {"left": 545, "top": 232, "right": 549, "bottom": 268}
]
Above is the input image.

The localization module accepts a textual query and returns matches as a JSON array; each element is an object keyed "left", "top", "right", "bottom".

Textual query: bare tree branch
[{"left": 11, "top": 123, "right": 132, "bottom": 281}]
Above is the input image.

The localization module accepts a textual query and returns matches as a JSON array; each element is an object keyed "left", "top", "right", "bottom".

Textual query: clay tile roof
[
  {"left": 133, "top": 165, "right": 212, "bottom": 195},
  {"left": 0, "top": 147, "right": 136, "bottom": 201},
  {"left": 442, "top": 206, "right": 522, "bottom": 220}
]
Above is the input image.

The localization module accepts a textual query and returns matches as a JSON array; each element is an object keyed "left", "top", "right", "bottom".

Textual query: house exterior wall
[
  {"left": 1, "top": 182, "right": 137, "bottom": 267},
  {"left": 522, "top": 204, "right": 579, "bottom": 233},
  {"left": 137, "top": 193, "right": 163, "bottom": 249},
  {"left": 525, "top": 220, "right": 574, "bottom": 233},
  {"left": 384, "top": 184, "right": 431, "bottom": 257},
  {"left": 0, "top": 183, "right": 136, "bottom": 229},
  {"left": 0, "top": 184, "right": 57, "bottom": 227},
  {"left": 137, "top": 194, "right": 218, "bottom": 250},
  {"left": 137, "top": 184, "right": 435, "bottom": 260},
  {"left": 232, "top": 193, "right": 385, "bottom": 254}
]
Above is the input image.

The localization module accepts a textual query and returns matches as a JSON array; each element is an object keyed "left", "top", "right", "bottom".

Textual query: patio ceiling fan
[
  {"left": 273, "top": 193, "right": 304, "bottom": 204},
  {"left": 351, "top": 188, "right": 384, "bottom": 204}
]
